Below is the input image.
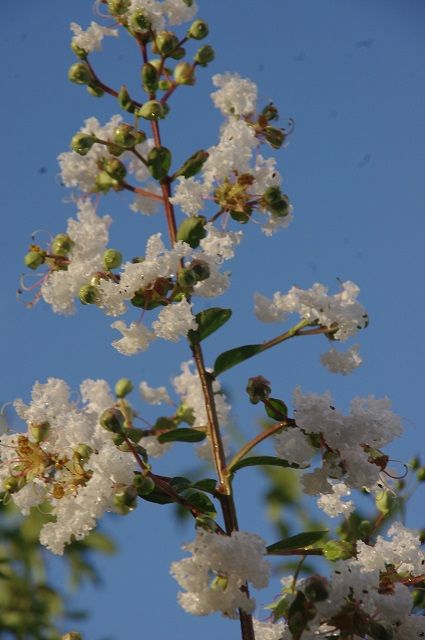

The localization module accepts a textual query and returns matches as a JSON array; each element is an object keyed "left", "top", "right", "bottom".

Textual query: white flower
[
  {"left": 356, "top": 522, "right": 425, "bottom": 575},
  {"left": 320, "top": 344, "right": 362, "bottom": 374},
  {"left": 199, "top": 224, "right": 242, "bottom": 263},
  {"left": 274, "top": 427, "right": 316, "bottom": 467},
  {"left": 169, "top": 177, "right": 206, "bottom": 216},
  {"left": 317, "top": 482, "right": 355, "bottom": 518},
  {"left": 171, "top": 530, "right": 270, "bottom": 617},
  {"left": 140, "top": 435, "right": 172, "bottom": 458},
  {"left": 152, "top": 298, "right": 198, "bottom": 342},
  {"left": 211, "top": 73, "right": 258, "bottom": 116},
  {"left": 172, "top": 360, "right": 231, "bottom": 428},
  {"left": 253, "top": 619, "right": 288, "bottom": 640},
  {"left": 70, "top": 21, "right": 118, "bottom": 52},
  {"left": 139, "top": 381, "right": 172, "bottom": 405},
  {"left": 111, "top": 320, "right": 154, "bottom": 355}
]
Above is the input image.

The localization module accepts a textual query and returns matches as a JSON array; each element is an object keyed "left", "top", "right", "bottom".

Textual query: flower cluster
[
  {"left": 273, "top": 388, "right": 403, "bottom": 517},
  {"left": 171, "top": 529, "right": 270, "bottom": 617},
  {"left": 1, "top": 379, "right": 135, "bottom": 555}
]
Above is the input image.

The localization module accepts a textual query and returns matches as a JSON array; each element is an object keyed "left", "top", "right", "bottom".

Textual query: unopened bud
[
  {"left": 79, "top": 284, "right": 99, "bottom": 305},
  {"left": 147, "top": 146, "right": 172, "bottom": 180},
  {"left": 73, "top": 444, "right": 93, "bottom": 463},
  {"left": 158, "top": 79, "right": 172, "bottom": 91},
  {"left": 170, "top": 46, "right": 186, "bottom": 60},
  {"left": 138, "top": 100, "right": 165, "bottom": 121},
  {"left": 24, "top": 251, "right": 45, "bottom": 270},
  {"left": 51, "top": 234, "right": 73, "bottom": 257},
  {"left": 174, "top": 62, "right": 195, "bottom": 86},
  {"left": 115, "top": 378, "right": 134, "bottom": 398},
  {"left": 358, "top": 520, "right": 372, "bottom": 538},
  {"left": 141, "top": 63, "right": 159, "bottom": 93},
  {"left": 155, "top": 31, "right": 179, "bottom": 56},
  {"left": 134, "top": 474, "right": 155, "bottom": 496},
  {"left": 188, "top": 259, "right": 210, "bottom": 282},
  {"left": 303, "top": 576, "right": 329, "bottom": 602},
  {"left": 87, "top": 84, "right": 104, "bottom": 98},
  {"left": 118, "top": 85, "right": 135, "bottom": 113},
  {"left": 194, "top": 45, "right": 215, "bottom": 67},
  {"left": 107, "top": 0, "right": 130, "bottom": 15},
  {"left": 62, "top": 632, "right": 82, "bottom": 640},
  {"left": 176, "top": 215, "right": 206, "bottom": 248},
  {"left": 102, "top": 249, "right": 122, "bottom": 271},
  {"left": 68, "top": 62, "right": 92, "bottom": 85},
  {"left": 95, "top": 170, "right": 119, "bottom": 193},
  {"left": 113, "top": 124, "right": 136, "bottom": 149},
  {"left": 177, "top": 268, "right": 197, "bottom": 288},
  {"left": 129, "top": 10, "right": 152, "bottom": 32},
  {"left": 102, "top": 158, "right": 127, "bottom": 181},
  {"left": 100, "top": 408, "right": 125, "bottom": 433},
  {"left": 71, "top": 42, "right": 87, "bottom": 59},
  {"left": 182, "top": 0, "right": 193, "bottom": 6},
  {"left": 29, "top": 421, "right": 50, "bottom": 443},
  {"left": 188, "top": 19, "right": 209, "bottom": 40},
  {"left": 417, "top": 467, "right": 425, "bottom": 482},
  {"left": 263, "top": 186, "right": 283, "bottom": 206},
  {"left": 113, "top": 486, "right": 138, "bottom": 514}
]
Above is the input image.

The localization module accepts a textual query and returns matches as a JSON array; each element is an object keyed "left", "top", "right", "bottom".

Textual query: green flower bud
[
  {"left": 177, "top": 268, "right": 198, "bottom": 288},
  {"left": 29, "top": 421, "right": 50, "bottom": 444},
  {"left": 87, "top": 84, "right": 104, "bottom": 98},
  {"left": 188, "top": 259, "right": 210, "bottom": 282},
  {"left": 174, "top": 62, "right": 195, "bottom": 86},
  {"left": 170, "top": 46, "right": 186, "bottom": 60},
  {"left": 24, "top": 250, "right": 45, "bottom": 270},
  {"left": 112, "top": 124, "right": 135, "bottom": 149},
  {"left": 182, "top": 0, "right": 193, "bottom": 6},
  {"left": 73, "top": 444, "right": 93, "bottom": 463},
  {"left": 70, "top": 132, "right": 96, "bottom": 156},
  {"left": 118, "top": 85, "right": 136, "bottom": 113},
  {"left": 158, "top": 79, "right": 172, "bottom": 91},
  {"left": 134, "top": 474, "right": 155, "bottom": 496},
  {"left": 62, "top": 633, "right": 83, "bottom": 640},
  {"left": 410, "top": 456, "right": 421, "bottom": 470},
  {"left": 102, "top": 248, "right": 123, "bottom": 271},
  {"left": 173, "top": 149, "right": 208, "bottom": 180},
  {"left": 129, "top": 10, "right": 152, "bottom": 32},
  {"left": 155, "top": 31, "right": 180, "bottom": 56},
  {"left": 3, "top": 475, "right": 26, "bottom": 494},
  {"left": 94, "top": 170, "right": 119, "bottom": 193},
  {"left": 107, "top": 0, "right": 130, "bottom": 15},
  {"left": 188, "top": 19, "right": 209, "bottom": 40},
  {"left": 141, "top": 62, "right": 159, "bottom": 93},
  {"left": 68, "top": 62, "right": 92, "bottom": 85},
  {"left": 176, "top": 215, "right": 207, "bottom": 248},
  {"left": 102, "top": 158, "right": 127, "bottom": 181},
  {"left": 115, "top": 378, "right": 134, "bottom": 398},
  {"left": 71, "top": 42, "right": 87, "bottom": 59},
  {"left": 51, "top": 233, "right": 73, "bottom": 256},
  {"left": 99, "top": 408, "right": 125, "bottom": 433},
  {"left": 138, "top": 100, "right": 165, "bottom": 120},
  {"left": 78, "top": 284, "right": 99, "bottom": 305},
  {"left": 270, "top": 196, "right": 290, "bottom": 217},
  {"left": 147, "top": 145, "right": 172, "bottom": 180},
  {"left": 175, "top": 404, "right": 195, "bottom": 426},
  {"left": 358, "top": 519, "right": 372, "bottom": 538},
  {"left": 262, "top": 186, "right": 283, "bottom": 206},
  {"left": 417, "top": 467, "right": 425, "bottom": 482},
  {"left": 264, "top": 126, "right": 286, "bottom": 149},
  {"left": 194, "top": 45, "right": 215, "bottom": 67},
  {"left": 303, "top": 576, "right": 329, "bottom": 603},
  {"left": 113, "top": 486, "right": 138, "bottom": 514}
]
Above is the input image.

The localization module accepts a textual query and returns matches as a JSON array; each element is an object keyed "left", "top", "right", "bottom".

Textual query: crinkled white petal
[
  {"left": 320, "top": 344, "right": 362, "bottom": 374},
  {"left": 139, "top": 381, "right": 172, "bottom": 405},
  {"left": 111, "top": 321, "right": 154, "bottom": 355},
  {"left": 70, "top": 21, "right": 118, "bottom": 52},
  {"left": 152, "top": 298, "right": 197, "bottom": 342}
]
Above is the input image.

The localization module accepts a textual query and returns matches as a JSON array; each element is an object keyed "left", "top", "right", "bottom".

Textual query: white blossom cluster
[
  {"left": 70, "top": 22, "right": 118, "bottom": 53},
  {"left": 124, "top": 0, "right": 197, "bottom": 31},
  {"left": 274, "top": 388, "right": 403, "bottom": 518},
  {"left": 171, "top": 530, "right": 270, "bottom": 617},
  {"left": 255, "top": 281, "right": 368, "bottom": 373},
  {"left": 170, "top": 73, "right": 293, "bottom": 236},
  {"left": 58, "top": 115, "right": 161, "bottom": 214},
  {"left": 1, "top": 378, "right": 135, "bottom": 555},
  {"left": 41, "top": 199, "right": 111, "bottom": 315}
]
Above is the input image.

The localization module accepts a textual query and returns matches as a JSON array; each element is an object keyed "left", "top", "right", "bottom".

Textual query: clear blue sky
[{"left": 1, "top": 1, "right": 425, "bottom": 638}]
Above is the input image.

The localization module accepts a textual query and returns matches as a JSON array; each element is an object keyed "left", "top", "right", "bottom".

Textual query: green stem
[{"left": 226, "top": 419, "right": 295, "bottom": 475}]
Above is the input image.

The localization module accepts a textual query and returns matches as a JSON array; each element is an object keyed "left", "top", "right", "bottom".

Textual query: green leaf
[
  {"left": 183, "top": 489, "right": 216, "bottom": 517},
  {"left": 322, "top": 540, "right": 355, "bottom": 561},
  {"left": 158, "top": 428, "right": 206, "bottom": 443},
  {"left": 231, "top": 455, "right": 300, "bottom": 474},
  {"left": 266, "top": 530, "right": 328, "bottom": 553},
  {"left": 264, "top": 397, "right": 288, "bottom": 421},
  {"left": 214, "top": 344, "right": 264, "bottom": 376},
  {"left": 83, "top": 531, "right": 116, "bottom": 555},
  {"left": 190, "top": 478, "right": 218, "bottom": 494},
  {"left": 188, "top": 307, "right": 232, "bottom": 345}
]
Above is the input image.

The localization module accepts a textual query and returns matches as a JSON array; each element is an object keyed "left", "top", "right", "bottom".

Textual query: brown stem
[
  {"left": 123, "top": 182, "right": 165, "bottom": 202},
  {"left": 85, "top": 58, "right": 141, "bottom": 108}
]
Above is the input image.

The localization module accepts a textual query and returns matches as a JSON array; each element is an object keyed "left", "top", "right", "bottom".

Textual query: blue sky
[{"left": 1, "top": 1, "right": 425, "bottom": 638}]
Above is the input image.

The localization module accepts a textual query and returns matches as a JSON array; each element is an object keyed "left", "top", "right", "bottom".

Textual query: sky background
[{"left": 1, "top": 1, "right": 425, "bottom": 638}]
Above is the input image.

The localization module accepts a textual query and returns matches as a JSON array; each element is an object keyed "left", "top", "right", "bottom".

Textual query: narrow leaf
[
  {"left": 189, "top": 307, "right": 232, "bottom": 345},
  {"left": 190, "top": 478, "right": 218, "bottom": 494},
  {"left": 158, "top": 428, "right": 206, "bottom": 443},
  {"left": 267, "top": 531, "right": 328, "bottom": 553},
  {"left": 214, "top": 344, "right": 263, "bottom": 376},
  {"left": 231, "top": 455, "right": 300, "bottom": 473}
]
